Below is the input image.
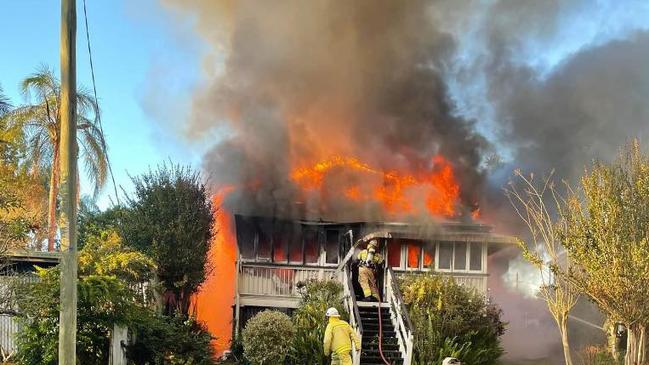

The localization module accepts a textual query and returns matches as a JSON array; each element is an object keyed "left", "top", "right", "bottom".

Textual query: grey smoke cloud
[{"left": 161, "top": 0, "right": 490, "bottom": 219}]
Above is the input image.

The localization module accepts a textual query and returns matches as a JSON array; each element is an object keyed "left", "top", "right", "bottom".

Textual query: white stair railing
[
  {"left": 342, "top": 264, "right": 363, "bottom": 365},
  {"left": 385, "top": 268, "right": 414, "bottom": 365}
]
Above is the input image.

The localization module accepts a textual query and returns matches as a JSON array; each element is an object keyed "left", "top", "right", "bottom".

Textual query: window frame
[{"left": 434, "top": 240, "right": 486, "bottom": 273}]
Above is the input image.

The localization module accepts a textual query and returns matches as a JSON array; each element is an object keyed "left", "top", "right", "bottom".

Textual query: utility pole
[{"left": 58, "top": 0, "right": 78, "bottom": 364}]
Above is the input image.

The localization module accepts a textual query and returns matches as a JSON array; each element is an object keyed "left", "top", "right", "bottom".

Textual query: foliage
[
  {"left": 6, "top": 66, "right": 108, "bottom": 249},
  {"left": 287, "top": 280, "right": 348, "bottom": 365},
  {"left": 243, "top": 310, "right": 295, "bottom": 365},
  {"left": 121, "top": 163, "right": 213, "bottom": 315},
  {"left": 505, "top": 170, "right": 580, "bottom": 365},
  {"left": 13, "top": 229, "right": 156, "bottom": 365},
  {"left": 126, "top": 314, "right": 217, "bottom": 365},
  {"left": 400, "top": 274, "right": 506, "bottom": 365},
  {"left": 77, "top": 198, "right": 125, "bottom": 249},
  {"left": 579, "top": 346, "right": 621, "bottom": 365},
  {"left": 0, "top": 162, "right": 47, "bottom": 257},
  {"left": 560, "top": 140, "right": 649, "bottom": 365}
]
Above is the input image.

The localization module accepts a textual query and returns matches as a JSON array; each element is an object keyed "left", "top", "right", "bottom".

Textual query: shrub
[
  {"left": 579, "top": 346, "right": 621, "bottom": 365},
  {"left": 126, "top": 314, "right": 217, "bottom": 365},
  {"left": 13, "top": 230, "right": 156, "bottom": 365},
  {"left": 287, "top": 280, "right": 348, "bottom": 365},
  {"left": 243, "top": 310, "right": 295, "bottom": 365},
  {"left": 400, "top": 274, "right": 506, "bottom": 365}
]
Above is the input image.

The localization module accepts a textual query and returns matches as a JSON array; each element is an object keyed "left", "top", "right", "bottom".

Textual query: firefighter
[
  {"left": 323, "top": 307, "right": 360, "bottom": 365},
  {"left": 357, "top": 239, "right": 383, "bottom": 301}
]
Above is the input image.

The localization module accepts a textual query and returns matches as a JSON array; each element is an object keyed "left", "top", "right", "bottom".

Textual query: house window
[
  {"left": 438, "top": 242, "right": 453, "bottom": 270},
  {"left": 422, "top": 243, "right": 434, "bottom": 268},
  {"left": 387, "top": 240, "right": 401, "bottom": 268},
  {"left": 470, "top": 242, "right": 483, "bottom": 271},
  {"left": 272, "top": 229, "right": 288, "bottom": 263},
  {"left": 407, "top": 242, "right": 420, "bottom": 269},
  {"left": 436, "top": 241, "right": 484, "bottom": 272},
  {"left": 257, "top": 225, "right": 272, "bottom": 261},
  {"left": 325, "top": 230, "right": 339, "bottom": 264},
  {"left": 304, "top": 230, "right": 320, "bottom": 264},
  {"left": 454, "top": 241, "right": 467, "bottom": 270},
  {"left": 288, "top": 226, "right": 304, "bottom": 264},
  {"left": 236, "top": 217, "right": 256, "bottom": 260}
]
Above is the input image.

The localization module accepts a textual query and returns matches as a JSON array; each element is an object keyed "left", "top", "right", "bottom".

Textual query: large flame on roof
[{"left": 291, "top": 155, "right": 460, "bottom": 217}]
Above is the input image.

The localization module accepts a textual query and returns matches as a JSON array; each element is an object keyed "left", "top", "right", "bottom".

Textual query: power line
[{"left": 82, "top": 0, "right": 120, "bottom": 206}]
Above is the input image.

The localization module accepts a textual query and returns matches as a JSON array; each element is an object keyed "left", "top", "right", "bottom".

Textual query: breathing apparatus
[{"left": 365, "top": 239, "right": 378, "bottom": 267}]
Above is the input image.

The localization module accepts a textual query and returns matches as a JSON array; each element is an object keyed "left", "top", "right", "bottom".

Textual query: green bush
[
  {"left": 287, "top": 280, "right": 348, "bottom": 365},
  {"left": 400, "top": 274, "right": 506, "bottom": 365},
  {"left": 243, "top": 310, "right": 295, "bottom": 365},
  {"left": 13, "top": 230, "right": 155, "bottom": 365},
  {"left": 579, "top": 346, "right": 621, "bottom": 365},
  {"left": 126, "top": 314, "right": 217, "bottom": 365}
]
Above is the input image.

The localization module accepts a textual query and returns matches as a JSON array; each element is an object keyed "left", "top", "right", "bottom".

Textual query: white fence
[{"left": 0, "top": 314, "right": 19, "bottom": 358}]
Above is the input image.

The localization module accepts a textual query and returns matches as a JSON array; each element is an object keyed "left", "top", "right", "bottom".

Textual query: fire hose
[{"left": 376, "top": 292, "right": 392, "bottom": 365}]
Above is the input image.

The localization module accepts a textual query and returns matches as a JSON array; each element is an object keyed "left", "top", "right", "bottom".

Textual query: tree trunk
[
  {"left": 560, "top": 316, "right": 574, "bottom": 365},
  {"left": 625, "top": 324, "right": 645, "bottom": 365},
  {"left": 638, "top": 325, "right": 646, "bottom": 365},
  {"left": 47, "top": 148, "right": 60, "bottom": 251}
]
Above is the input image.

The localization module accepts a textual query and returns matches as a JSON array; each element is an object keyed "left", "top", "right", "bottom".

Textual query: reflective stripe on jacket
[{"left": 323, "top": 317, "right": 360, "bottom": 356}]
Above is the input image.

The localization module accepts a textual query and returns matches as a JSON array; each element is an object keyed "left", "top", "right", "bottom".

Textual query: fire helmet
[{"left": 326, "top": 307, "right": 340, "bottom": 317}]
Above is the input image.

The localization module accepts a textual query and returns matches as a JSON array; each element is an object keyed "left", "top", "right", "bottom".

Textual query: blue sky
[{"left": 1, "top": 0, "right": 203, "bottom": 208}]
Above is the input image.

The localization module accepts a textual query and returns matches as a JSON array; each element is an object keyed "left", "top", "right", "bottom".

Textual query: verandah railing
[{"left": 238, "top": 263, "right": 339, "bottom": 297}]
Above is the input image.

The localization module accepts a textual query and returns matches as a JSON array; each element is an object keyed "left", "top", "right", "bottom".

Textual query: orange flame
[
  {"left": 291, "top": 155, "right": 461, "bottom": 217},
  {"left": 192, "top": 186, "right": 237, "bottom": 357}
]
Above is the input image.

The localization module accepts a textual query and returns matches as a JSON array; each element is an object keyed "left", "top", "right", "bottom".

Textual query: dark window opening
[
  {"left": 387, "top": 240, "right": 401, "bottom": 268},
  {"left": 438, "top": 242, "right": 453, "bottom": 270},
  {"left": 470, "top": 242, "right": 483, "bottom": 271},
  {"left": 288, "top": 224, "right": 303, "bottom": 264},
  {"left": 325, "top": 230, "right": 339, "bottom": 264},
  {"left": 272, "top": 226, "right": 288, "bottom": 263},
  {"left": 304, "top": 229, "right": 320, "bottom": 264},
  {"left": 256, "top": 223, "right": 272, "bottom": 260},
  {"left": 236, "top": 216, "right": 256, "bottom": 260}
]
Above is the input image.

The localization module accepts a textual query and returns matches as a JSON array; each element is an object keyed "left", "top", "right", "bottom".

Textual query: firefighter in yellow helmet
[
  {"left": 357, "top": 239, "right": 383, "bottom": 301},
  {"left": 323, "top": 307, "right": 360, "bottom": 365}
]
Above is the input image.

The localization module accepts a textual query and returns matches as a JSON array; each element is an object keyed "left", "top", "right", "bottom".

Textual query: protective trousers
[
  {"left": 331, "top": 351, "right": 353, "bottom": 365},
  {"left": 358, "top": 266, "right": 380, "bottom": 300}
]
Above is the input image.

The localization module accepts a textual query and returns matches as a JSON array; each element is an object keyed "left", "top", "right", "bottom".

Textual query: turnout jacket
[{"left": 323, "top": 317, "right": 361, "bottom": 356}]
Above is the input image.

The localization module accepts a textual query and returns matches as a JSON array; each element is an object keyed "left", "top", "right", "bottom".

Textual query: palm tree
[{"left": 8, "top": 67, "right": 108, "bottom": 251}]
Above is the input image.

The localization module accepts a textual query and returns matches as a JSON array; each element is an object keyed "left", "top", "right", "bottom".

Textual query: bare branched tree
[{"left": 505, "top": 170, "right": 580, "bottom": 365}]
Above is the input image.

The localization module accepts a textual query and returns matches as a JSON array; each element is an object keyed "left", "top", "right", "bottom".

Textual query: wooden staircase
[{"left": 357, "top": 304, "right": 403, "bottom": 365}]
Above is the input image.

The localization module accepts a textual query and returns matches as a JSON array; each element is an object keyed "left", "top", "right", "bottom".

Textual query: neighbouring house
[
  {"left": 196, "top": 214, "right": 515, "bottom": 364},
  {"left": 0, "top": 250, "right": 59, "bottom": 360}
]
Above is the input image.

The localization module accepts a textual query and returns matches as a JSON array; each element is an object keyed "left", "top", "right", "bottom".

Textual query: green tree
[
  {"left": 400, "top": 274, "right": 506, "bottom": 365},
  {"left": 121, "top": 164, "right": 213, "bottom": 315},
  {"left": 7, "top": 67, "right": 108, "bottom": 251},
  {"left": 561, "top": 140, "right": 649, "bottom": 365}
]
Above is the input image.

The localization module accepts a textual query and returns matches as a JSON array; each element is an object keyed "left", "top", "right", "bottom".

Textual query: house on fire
[{"left": 230, "top": 214, "right": 515, "bottom": 364}]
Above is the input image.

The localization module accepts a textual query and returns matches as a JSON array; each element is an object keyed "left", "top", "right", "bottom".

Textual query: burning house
[{"left": 191, "top": 155, "right": 517, "bottom": 363}]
